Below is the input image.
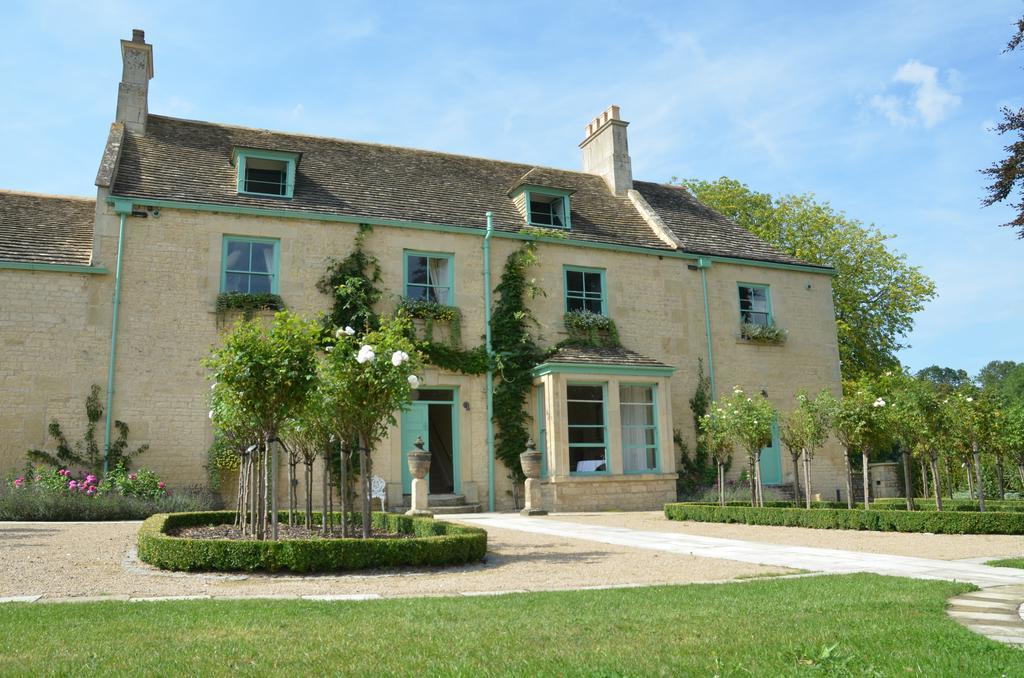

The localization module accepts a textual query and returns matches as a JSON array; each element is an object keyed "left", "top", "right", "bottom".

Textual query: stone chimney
[
  {"left": 579, "top": 105, "right": 633, "bottom": 196},
  {"left": 115, "top": 29, "right": 154, "bottom": 134}
]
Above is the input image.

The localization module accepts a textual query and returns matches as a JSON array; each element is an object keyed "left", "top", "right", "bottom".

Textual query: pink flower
[
  {"left": 157, "top": 482, "right": 165, "bottom": 489},
  {"left": 129, "top": 474, "right": 137, "bottom": 481},
  {"left": 86, "top": 488, "right": 95, "bottom": 496},
  {"left": 13, "top": 477, "right": 24, "bottom": 488},
  {"left": 68, "top": 480, "right": 77, "bottom": 490},
  {"left": 85, "top": 474, "right": 97, "bottom": 484}
]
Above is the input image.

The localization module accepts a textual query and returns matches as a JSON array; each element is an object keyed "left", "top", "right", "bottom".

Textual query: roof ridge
[
  {"left": 0, "top": 189, "right": 95, "bottom": 202},
  {"left": 148, "top": 114, "right": 613, "bottom": 181}
]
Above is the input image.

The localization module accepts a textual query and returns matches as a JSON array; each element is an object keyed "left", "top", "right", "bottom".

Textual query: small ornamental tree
[
  {"left": 719, "top": 386, "right": 776, "bottom": 507},
  {"left": 1002, "top": 403, "right": 1024, "bottom": 488},
  {"left": 945, "top": 387, "right": 997, "bottom": 512},
  {"left": 320, "top": 315, "right": 421, "bottom": 538},
  {"left": 698, "top": 407, "right": 735, "bottom": 506},
  {"left": 779, "top": 389, "right": 835, "bottom": 509},
  {"left": 205, "top": 312, "right": 321, "bottom": 540},
  {"left": 833, "top": 376, "right": 891, "bottom": 509},
  {"left": 282, "top": 383, "right": 335, "bottom": 533}
]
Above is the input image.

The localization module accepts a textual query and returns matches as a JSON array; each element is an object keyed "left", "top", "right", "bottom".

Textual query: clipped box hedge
[
  {"left": 663, "top": 503, "right": 1024, "bottom": 535},
  {"left": 137, "top": 511, "right": 487, "bottom": 573}
]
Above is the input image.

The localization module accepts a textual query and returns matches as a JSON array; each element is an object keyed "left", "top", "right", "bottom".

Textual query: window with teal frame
[
  {"left": 525, "top": 188, "right": 572, "bottom": 230},
  {"left": 620, "top": 384, "right": 659, "bottom": 473},
  {"left": 221, "top": 236, "right": 280, "bottom": 294},
  {"left": 404, "top": 251, "right": 454, "bottom": 304},
  {"left": 233, "top": 148, "right": 298, "bottom": 198},
  {"left": 564, "top": 266, "right": 607, "bottom": 315},
  {"left": 567, "top": 383, "right": 608, "bottom": 474},
  {"left": 738, "top": 283, "right": 772, "bottom": 327}
]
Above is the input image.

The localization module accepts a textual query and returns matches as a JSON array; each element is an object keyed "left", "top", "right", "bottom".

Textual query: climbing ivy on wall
[
  {"left": 316, "top": 230, "right": 547, "bottom": 481},
  {"left": 490, "top": 242, "right": 546, "bottom": 481}
]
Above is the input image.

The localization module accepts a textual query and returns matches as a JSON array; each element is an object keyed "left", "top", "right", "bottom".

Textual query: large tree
[
  {"left": 981, "top": 16, "right": 1024, "bottom": 238},
  {"left": 681, "top": 178, "right": 935, "bottom": 378},
  {"left": 916, "top": 365, "right": 972, "bottom": 391},
  {"left": 978, "top": 360, "right": 1024, "bottom": 404}
]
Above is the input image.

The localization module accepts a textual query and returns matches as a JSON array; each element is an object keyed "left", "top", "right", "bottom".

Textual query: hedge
[
  {"left": 663, "top": 503, "right": 1024, "bottom": 534},
  {"left": 137, "top": 511, "right": 488, "bottom": 573}
]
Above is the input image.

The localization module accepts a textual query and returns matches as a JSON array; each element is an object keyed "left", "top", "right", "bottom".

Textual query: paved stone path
[
  {"left": 453, "top": 514, "right": 1024, "bottom": 588},
  {"left": 947, "top": 587, "right": 1024, "bottom": 645}
]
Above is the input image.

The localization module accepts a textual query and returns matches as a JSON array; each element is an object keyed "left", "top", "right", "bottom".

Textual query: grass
[
  {"left": 987, "top": 558, "right": 1024, "bottom": 569},
  {"left": 0, "top": 574, "right": 1022, "bottom": 675}
]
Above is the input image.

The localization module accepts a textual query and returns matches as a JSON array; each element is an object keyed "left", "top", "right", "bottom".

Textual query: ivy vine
[
  {"left": 317, "top": 230, "right": 545, "bottom": 482},
  {"left": 398, "top": 298, "right": 463, "bottom": 346}
]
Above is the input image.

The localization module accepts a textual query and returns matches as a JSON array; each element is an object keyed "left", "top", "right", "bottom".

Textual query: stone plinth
[
  {"left": 521, "top": 477, "right": 547, "bottom": 516},
  {"left": 405, "top": 477, "right": 433, "bottom": 517}
]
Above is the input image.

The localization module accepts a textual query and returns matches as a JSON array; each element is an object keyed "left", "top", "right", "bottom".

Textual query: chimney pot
[{"left": 132, "top": 29, "right": 145, "bottom": 43}]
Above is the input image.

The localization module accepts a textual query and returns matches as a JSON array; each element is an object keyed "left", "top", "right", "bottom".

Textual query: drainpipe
[
  {"left": 103, "top": 199, "right": 133, "bottom": 475},
  {"left": 483, "top": 212, "right": 496, "bottom": 512},
  {"left": 696, "top": 258, "right": 717, "bottom": 401}
]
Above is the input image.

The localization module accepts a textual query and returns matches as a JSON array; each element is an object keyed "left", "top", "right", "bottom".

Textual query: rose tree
[
  {"left": 719, "top": 387, "right": 777, "bottom": 507},
  {"left": 320, "top": 315, "right": 421, "bottom": 537}
]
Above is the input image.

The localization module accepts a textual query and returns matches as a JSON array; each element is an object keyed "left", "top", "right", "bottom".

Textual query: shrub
[
  {"left": 0, "top": 484, "right": 216, "bottom": 521},
  {"left": 663, "top": 502, "right": 1024, "bottom": 534},
  {"left": 739, "top": 322, "right": 787, "bottom": 345},
  {"left": 137, "top": 511, "right": 488, "bottom": 572}
]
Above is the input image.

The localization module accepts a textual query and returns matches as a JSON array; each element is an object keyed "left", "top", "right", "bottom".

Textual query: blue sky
[{"left": 1, "top": 1, "right": 1020, "bottom": 375}]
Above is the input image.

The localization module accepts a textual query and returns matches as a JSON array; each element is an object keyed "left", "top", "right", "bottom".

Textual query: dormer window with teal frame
[
  {"left": 509, "top": 184, "right": 573, "bottom": 231},
  {"left": 232, "top": 148, "right": 299, "bottom": 199}
]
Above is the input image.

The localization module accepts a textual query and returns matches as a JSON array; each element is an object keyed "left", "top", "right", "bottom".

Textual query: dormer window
[
  {"left": 529, "top": 193, "right": 567, "bottom": 228},
  {"left": 232, "top": 148, "right": 299, "bottom": 199}
]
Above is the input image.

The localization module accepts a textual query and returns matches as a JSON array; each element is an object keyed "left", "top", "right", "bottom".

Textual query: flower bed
[
  {"left": 663, "top": 502, "right": 1024, "bottom": 534},
  {"left": 137, "top": 511, "right": 488, "bottom": 572},
  {"left": 1, "top": 465, "right": 216, "bottom": 520}
]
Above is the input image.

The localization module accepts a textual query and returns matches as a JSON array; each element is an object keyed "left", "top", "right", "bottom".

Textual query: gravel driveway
[{"left": 0, "top": 520, "right": 788, "bottom": 602}]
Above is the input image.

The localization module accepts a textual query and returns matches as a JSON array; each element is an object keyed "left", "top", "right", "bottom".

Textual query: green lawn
[
  {"left": 0, "top": 574, "right": 1021, "bottom": 676},
  {"left": 987, "top": 558, "right": 1024, "bottom": 569}
]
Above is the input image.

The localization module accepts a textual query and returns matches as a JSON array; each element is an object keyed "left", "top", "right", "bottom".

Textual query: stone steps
[{"left": 397, "top": 493, "right": 482, "bottom": 514}]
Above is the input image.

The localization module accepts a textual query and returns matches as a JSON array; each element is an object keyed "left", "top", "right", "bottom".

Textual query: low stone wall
[{"left": 543, "top": 474, "right": 677, "bottom": 512}]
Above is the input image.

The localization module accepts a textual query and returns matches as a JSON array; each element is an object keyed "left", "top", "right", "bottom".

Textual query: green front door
[
  {"left": 759, "top": 419, "right": 782, "bottom": 485},
  {"left": 401, "top": 402, "right": 430, "bottom": 494}
]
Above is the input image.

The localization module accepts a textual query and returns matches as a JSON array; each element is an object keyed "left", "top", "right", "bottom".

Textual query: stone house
[{"left": 0, "top": 30, "right": 847, "bottom": 511}]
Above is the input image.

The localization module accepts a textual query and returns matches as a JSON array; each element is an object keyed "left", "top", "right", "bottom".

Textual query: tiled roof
[
  {"left": 545, "top": 346, "right": 672, "bottom": 369},
  {"left": 633, "top": 181, "right": 813, "bottom": 266},
  {"left": 110, "top": 115, "right": 824, "bottom": 268},
  {"left": 0, "top": 191, "right": 95, "bottom": 266}
]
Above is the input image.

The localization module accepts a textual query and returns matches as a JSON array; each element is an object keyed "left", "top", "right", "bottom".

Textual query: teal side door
[
  {"left": 758, "top": 420, "right": 782, "bottom": 485},
  {"left": 401, "top": 402, "right": 430, "bottom": 494}
]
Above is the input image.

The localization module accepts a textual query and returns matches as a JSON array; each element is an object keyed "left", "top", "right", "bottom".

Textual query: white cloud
[{"left": 871, "top": 59, "right": 961, "bottom": 128}]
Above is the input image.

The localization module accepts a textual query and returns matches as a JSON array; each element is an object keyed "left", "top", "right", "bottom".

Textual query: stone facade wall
[
  {"left": 1, "top": 192, "right": 846, "bottom": 511},
  {"left": 543, "top": 475, "right": 677, "bottom": 512}
]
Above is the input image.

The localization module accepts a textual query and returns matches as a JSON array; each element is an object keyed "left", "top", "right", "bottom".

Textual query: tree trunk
[
  {"left": 717, "top": 462, "right": 725, "bottom": 507},
  {"left": 973, "top": 442, "right": 986, "bottom": 512},
  {"left": 270, "top": 437, "right": 279, "bottom": 541},
  {"left": 944, "top": 457, "right": 954, "bottom": 500},
  {"left": 327, "top": 457, "right": 334, "bottom": 531},
  {"left": 966, "top": 462, "right": 975, "bottom": 499},
  {"left": 843, "top": 452, "right": 853, "bottom": 509},
  {"left": 321, "top": 453, "right": 329, "bottom": 536},
  {"left": 304, "top": 462, "right": 313, "bottom": 531},
  {"left": 340, "top": 443, "right": 349, "bottom": 538},
  {"left": 790, "top": 453, "right": 801, "bottom": 507},
  {"left": 861, "top": 450, "right": 871, "bottom": 510},
  {"left": 1018, "top": 463, "right": 1024, "bottom": 489},
  {"left": 802, "top": 450, "right": 812, "bottom": 509},
  {"left": 360, "top": 436, "right": 371, "bottom": 539},
  {"left": 753, "top": 450, "right": 764, "bottom": 507},
  {"left": 996, "top": 457, "right": 1006, "bottom": 500},
  {"left": 288, "top": 455, "right": 296, "bottom": 527},
  {"left": 930, "top": 454, "right": 943, "bottom": 511},
  {"left": 748, "top": 458, "right": 756, "bottom": 507},
  {"left": 902, "top": 450, "right": 914, "bottom": 511},
  {"left": 919, "top": 460, "right": 929, "bottom": 498}
]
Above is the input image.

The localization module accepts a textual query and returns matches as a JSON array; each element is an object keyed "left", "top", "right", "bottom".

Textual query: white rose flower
[
  {"left": 344, "top": 326, "right": 355, "bottom": 336},
  {"left": 966, "top": 397, "right": 974, "bottom": 403},
  {"left": 208, "top": 410, "right": 214, "bottom": 419},
  {"left": 391, "top": 350, "right": 405, "bottom": 367},
  {"left": 873, "top": 398, "right": 886, "bottom": 408},
  {"left": 335, "top": 327, "right": 345, "bottom": 338},
  {"left": 408, "top": 375, "right": 420, "bottom": 388}
]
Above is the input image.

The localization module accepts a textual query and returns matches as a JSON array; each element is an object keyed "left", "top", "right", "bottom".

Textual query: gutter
[
  {"left": 696, "top": 258, "right": 717, "bottom": 401},
  {"left": 103, "top": 198, "right": 133, "bottom": 474},
  {"left": 483, "top": 212, "right": 496, "bottom": 512}
]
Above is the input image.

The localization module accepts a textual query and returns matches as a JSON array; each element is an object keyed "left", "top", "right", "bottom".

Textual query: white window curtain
[
  {"left": 427, "top": 257, "right": 450, "bottom": 304},
  {"left": 621, "top": 385, "right": 654, "bottom": 472}
]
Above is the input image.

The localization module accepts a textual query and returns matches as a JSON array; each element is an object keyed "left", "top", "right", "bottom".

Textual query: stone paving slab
[
  {"left": 948, "top": 589, "right": 1024, "bottom": 646},
  {"left": 452, "top": 514, "right": 1024, "bottom": 588}
]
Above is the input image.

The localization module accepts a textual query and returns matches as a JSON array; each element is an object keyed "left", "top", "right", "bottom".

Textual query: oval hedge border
[
  {"left": 137, "top": 511, "right": 488, "bottom": 573},
  {"left": 663, "top": 503, "right": 1024, "bottom": 535}
]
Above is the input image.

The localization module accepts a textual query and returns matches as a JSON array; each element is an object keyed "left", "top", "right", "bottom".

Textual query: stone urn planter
[
  {"left": 407, "top": 436, "right": 432, "bottom": 480},
  {"left": 519, "top": 438, "right": 542, "bottom": 480}
]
